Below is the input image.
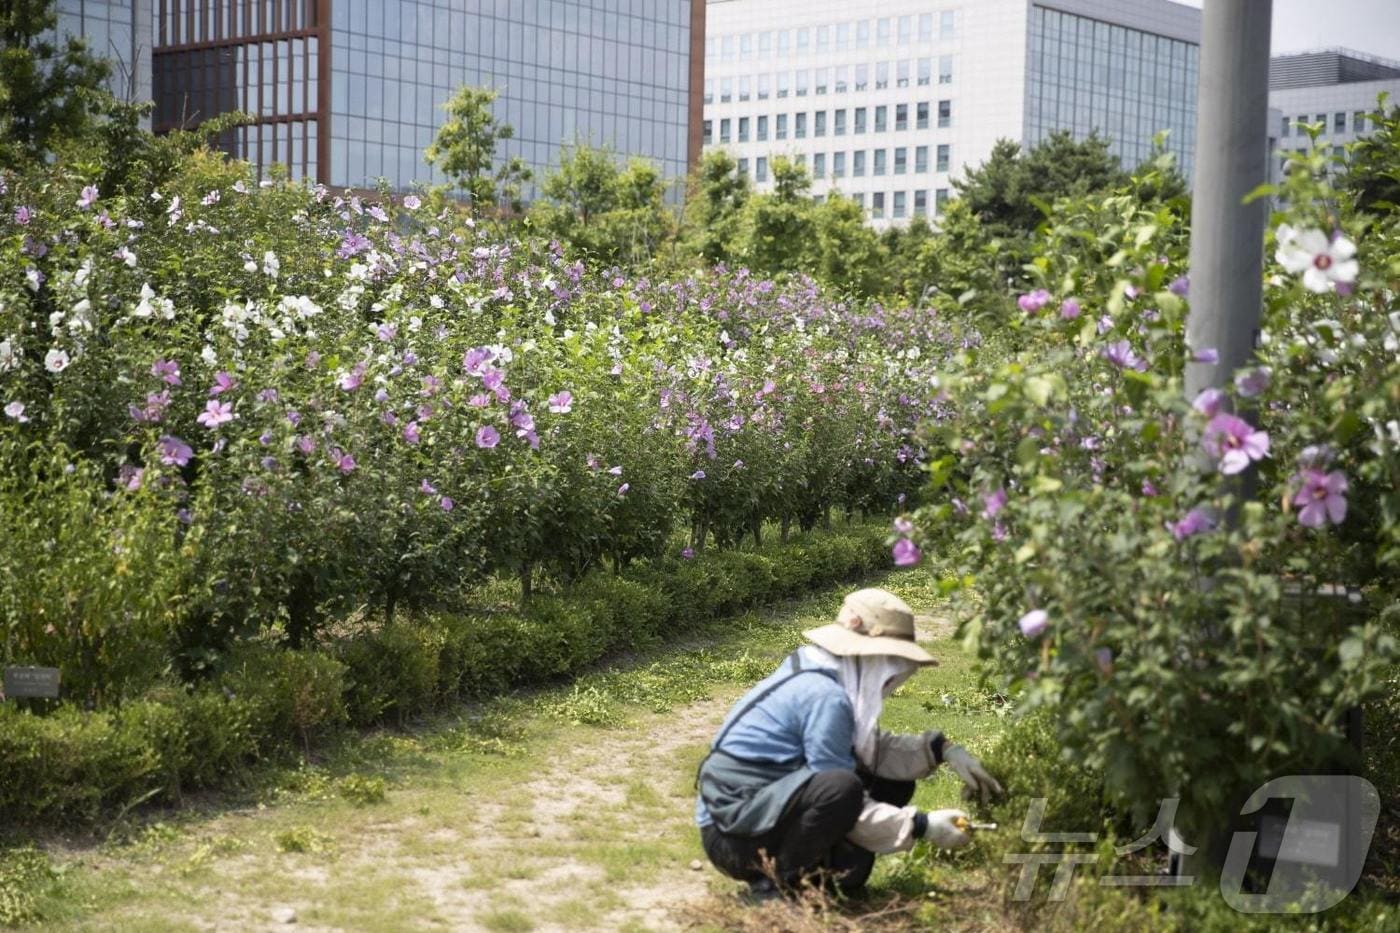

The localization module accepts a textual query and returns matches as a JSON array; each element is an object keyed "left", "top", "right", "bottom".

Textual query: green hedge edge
[{"left": 0, "top": 524, "right": 887, "bottom": 827}]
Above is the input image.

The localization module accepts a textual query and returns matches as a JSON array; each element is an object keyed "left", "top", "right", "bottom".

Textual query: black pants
[{"left": 700, "top": 770, "right": 915, "bottom": 892}]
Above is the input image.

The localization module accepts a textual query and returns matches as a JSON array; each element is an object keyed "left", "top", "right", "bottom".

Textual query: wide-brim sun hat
[{"left": 804, "top": 587, "right": 937, "bottom": 666}]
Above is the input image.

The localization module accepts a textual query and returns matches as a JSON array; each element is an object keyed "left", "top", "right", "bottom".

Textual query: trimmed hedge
[{"left": 0, "top": 525, "right": 887, "bottom": 826}]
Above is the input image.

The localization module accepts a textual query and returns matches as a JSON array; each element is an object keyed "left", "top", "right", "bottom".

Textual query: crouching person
[{"left": 695, "top": 588, "right": 1003, "bottom": 895}]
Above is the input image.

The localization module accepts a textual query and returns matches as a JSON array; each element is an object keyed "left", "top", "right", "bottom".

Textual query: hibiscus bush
[
  {"left": 0, "top": 152, "right": 945, "bottom": 702},
  {"left": 906, "top": 144, "right": 1399, "bottom": 835}
]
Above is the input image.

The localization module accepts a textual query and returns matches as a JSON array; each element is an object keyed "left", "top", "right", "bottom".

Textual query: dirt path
[{"left": 43, "top": 572, "right": 980, "bottom": 932}]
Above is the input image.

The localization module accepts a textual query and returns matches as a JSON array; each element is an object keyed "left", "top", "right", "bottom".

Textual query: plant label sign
[{"left": 2, "top": 666, "right": 61, "bottom": 700}]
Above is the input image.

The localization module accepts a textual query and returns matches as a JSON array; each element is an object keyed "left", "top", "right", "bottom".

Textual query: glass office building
[
  {"left": 1026, "top": 4, "right": 1198, "bottom": 178},
  {"left": 55, "top": 0, "right": 154, "bottom": 104},
  {"left": 150, "top": 1, "right": 703, "bottom": 194}
]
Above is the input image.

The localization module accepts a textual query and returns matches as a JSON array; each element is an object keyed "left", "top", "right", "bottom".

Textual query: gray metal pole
[
  {"left": 1184, "top": 0, "right": 1274, "bottom": 405},
  {"left": 1174, "top": 0, "right": 1274, "bottom": 876}
]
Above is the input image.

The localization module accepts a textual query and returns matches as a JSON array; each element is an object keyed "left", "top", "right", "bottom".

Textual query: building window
[
  {"left": 813, "top": 152, "right": 825, "bottom": 178},
  {"left": 896, "top": 104, "right": 909, "bottom": 131},
  {"left": 856, "top": 20, "right": 870, "bottom": 49},
  {"left": 1315, "top": 113, "right": 1326, "bottom": 128},
  {"left": 777, "top": 29, "right": 789, "bottom": 56},
  {"left": 1280, "top": 115, "right": 1289, "bottom": 138},
  {"left": 898, "top": 15, "right": 912, "bottom": 45},
  {"left": 914, "top": 189, "right": 928, "bottom": 216},
  {"left": 720, "top": 118, "right": 731, "bottom": 143},
  {"left": 739, "top": 76, "right": 751, "bottom": 101},
  {"left": 777, "top": 71, "right": 790, "bottom": 98},
  {"left": 776, "top": 113, "right": 788, "bottom": 140},
  {"left": 1296, "top": 114, "right": 1307, "bottom": 131},
  {"left": 758, "top": 73, "right": 771, "bottom": 99},
  {"left": 795, "top": 112, "right": 807, "bottom": 138},
  {"left": 756, "top": 156, "right": 769, "bottom": 182},
  {"left": 874, "top": 149, "right": 887, "bottom": 175},
  {"left": 936, "top": 144, "right": 950, "bottom": 172},
  {"left": 813, "top": 111, "right": 826, "bottom": 136},
  {"left": 898, "top": 59, "right": 912, "bottom": 87},
  {"left": 835, "top": 65, "right": 849, "bottom": 93},
  {"left": 738, "top": 117, "right": 750, "bottom": 142},
  {"left": 853, "top": 150, "right": 866, "bottom": 176},
  {"left": 796, "top": 27, "right": 809, "bottom": 54},
  {"left": 854, "top": 192, "right": 865, "bottom": 208},
  {"left": 703, "top": 120, "right": 713, "bottom": 145},
  {"left": 833, "top": 151, "right": 846, "bottom": 177},
  {"left": 796, "top": 70, "right": 809, "bottom": 96},
  {"left": 795, "top": 153, "right": 806, "bottom": 168},
  {"left": 855, "top": 63, "right": 869, "bottom": 91},
  {"left": 854, "top": 107, "right": 867, "bottom": 134},
  {"left": 918, "top": 57, "right": 932, "bottom": 86},
  {"left": 722, "top": 35, "right": 736, "bottom": 61},
  {"left": 721, "top": 78, "right": 733, "bottom": 102},
  {"left": 939, "top": 55, "right": 954, "bottom": 84},
  {"left": 935, "top": 187, "right": 949, "bottom": 213},
  {"left": 836, "top": 22, "right": 850, "bottom": 50},
  {"left": 894, "top": 191, "right": 907, "bottom": 218},
  {"left": 1353, "top": 111, "right": 1367, "bottom": 133},
  {"left": 915, "top": 145, "right": 929, "bottom": 173},
  {"left": 894, "top": 147, "right": 907, "bottom": 174},
  {"left": 834, "top": 109, "right": 847, "bottom": 135},
  {"left": 872, "top": 191, "right": 886, "bottom": 218},
  {"left": 875, "top": 105, "right": 888, "bottom": 132},
  {"left": 940, "top": 11, "right": 955, "bottom": 39},
  {"left": 876, "top": 61, "right": 890, "bottom": 89},
  {"left": 919, "top": 13, "right": 933, "bottom": 42},
  {"left": 938, "top": 99, "right": 951, "bottom": 128},
  {"left": 740, "top": 33, "right": 752, "bottom": 60},
  {"left": 817, "top": 25, "right": 830, "bottom": 52},
  {"left": 738, "top": 157, "right": 749, "bottom": 177},
  {"left": 877, "top": 17, "right": 891, "bottom": 47},
  {"left": 759, "top": 31, "right": 772, "bottom": 57},
  {"left": 705, "top": 80, "right": 714, "bottom": 105},
  {"left": 815, "top": 67, "right": 829, "bottom": 94},
  {"left": 1334, "top": 112, "right": 1347, "bottom": 132},
  {"left": 757, "top": 115, "right": 769, "bottom": 141},
  {"left": 917, "top": 102, "right": 930, "bottom": 130}
]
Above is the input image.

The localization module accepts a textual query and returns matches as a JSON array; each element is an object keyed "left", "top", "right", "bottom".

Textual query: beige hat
[{"left": 803, "top": 588, "right": 936, "bottom": 666}]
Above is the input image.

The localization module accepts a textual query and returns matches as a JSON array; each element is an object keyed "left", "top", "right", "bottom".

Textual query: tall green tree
[
  {"left": 955, "top": 130, "right": 1129, "bottom": 238},
  {"left": 0, "top": 0, "right": 112, "bottom": 164},
  {"left": 424, "top": 85, "right": 531, "bottom": 213},
  {"left": 530, "top": 141, "right": 674, "bottom": 266},
  {"left": 1341, "top": 96, "right": 1400, "bottom": 215},
  {"left": 681, "top": 150, "right": 750, "bottom": 265},
  {"left": 812, "top": 193, "right": 886, "bottom": 297},
  {"left": 743, "top": 156, "right": 816, "bottom": 275}
]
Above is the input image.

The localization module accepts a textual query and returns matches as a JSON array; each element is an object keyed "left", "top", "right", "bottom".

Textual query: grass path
[{"left": 28, "top": 570, "right": 1006, "bottom": 932}]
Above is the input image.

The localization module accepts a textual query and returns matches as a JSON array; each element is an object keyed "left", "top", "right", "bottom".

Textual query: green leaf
[
  {"left": 1024, "top": 376, "right": 1055, "bottom": 406},
  {"left": 1016, "top": 436, "right": 1040, "bottom": 468}
]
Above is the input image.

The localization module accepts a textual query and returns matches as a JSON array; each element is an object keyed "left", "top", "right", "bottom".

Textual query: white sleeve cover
[
  {"left": 846, "top": 799, "right": 921, "bottom": 853},
  {"left": 867, "top": 728, "right": 940, "bottom": 781}
]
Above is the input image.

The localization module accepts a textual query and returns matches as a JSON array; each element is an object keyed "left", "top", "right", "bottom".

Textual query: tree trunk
[{"left": 520, "top": 561, "right": 533, "bottom": 603}]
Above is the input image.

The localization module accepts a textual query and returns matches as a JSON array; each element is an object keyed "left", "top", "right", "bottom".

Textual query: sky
[{"left": 1174, "top": 0, "right": 1400, "bottom": 60}]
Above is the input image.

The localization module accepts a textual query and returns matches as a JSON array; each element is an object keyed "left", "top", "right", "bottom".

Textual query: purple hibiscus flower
[
  {"left": 196, "top": 400, "right": 235, "bottom": 429},
  {"left": 1018, "top": 609, "right": 1049, "bottom": 638},
  {"left": 157, "top": 435, "right": 193, "bottom": 467},
  {"left": 1202, "top": 413, "right": 1269, "bottom": 475},
  {"left": 1103, "top": 340, "right": 1147, "bottom": 372},
  {"left": 476, "top": 425, "right": 500, "bottom": 449},
  {"left": 1168, "top": 507, "right": 1214, "bottom": 541},
  {"left": 892, "top": 538, "right": 921, "bottom": 567},
  {"left": 1292, "top": 469, "right": 1347, "bottom": 528}
]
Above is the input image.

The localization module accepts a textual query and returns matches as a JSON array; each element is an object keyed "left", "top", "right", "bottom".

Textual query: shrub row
[{"left": 0, "top": 525, "right": 887, "bottom": 826}]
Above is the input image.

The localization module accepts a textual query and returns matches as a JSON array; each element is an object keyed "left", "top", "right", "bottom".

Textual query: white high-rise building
[
  {"left": 1270, "top": 49, "right": 1400, "bottom": 171},
  {"left": 703, "top": 0, "right": 1201, "bottom": 226}
]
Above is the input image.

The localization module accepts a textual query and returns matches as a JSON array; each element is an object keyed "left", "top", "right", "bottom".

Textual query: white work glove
[
  {"left": 944, "top": 743, "right": 1004, "bottom": 805},
  {"left": 922, "top": 808, "right": 973, "bottom": 849}
]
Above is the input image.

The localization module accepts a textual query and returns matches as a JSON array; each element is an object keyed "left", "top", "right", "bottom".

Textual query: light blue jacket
[{"left": 695, "top": 651, "right": 857, "bottom": 828}]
